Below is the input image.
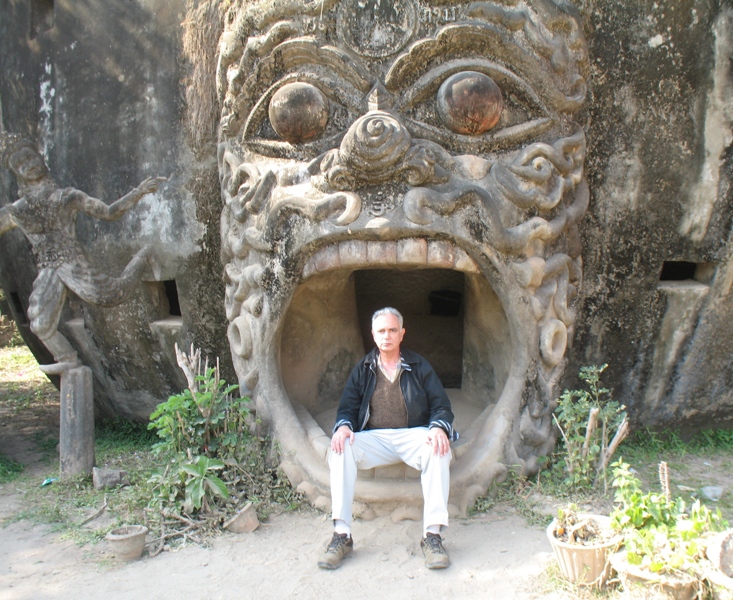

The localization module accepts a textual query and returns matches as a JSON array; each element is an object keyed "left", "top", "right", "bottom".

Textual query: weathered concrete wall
[
  {"left": 0, "top": 0, "right": 731, "bottom": 435},
  {"left": 573, "top": 0, "right": 733, "bottom": 429},
  {"left": 0, "top": 0, "right": 232, "bottom": 419}
]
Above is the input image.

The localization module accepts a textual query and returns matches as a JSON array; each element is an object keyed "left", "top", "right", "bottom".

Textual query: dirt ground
[
  {"left": 0, "top": 493, "right": 557, "bottom": 600},
  {"left": 0, "top": 375, "right": 565, "bottom": 600},
  {"left": 2, "top": 350, "right": 733, "bottom": 600}
]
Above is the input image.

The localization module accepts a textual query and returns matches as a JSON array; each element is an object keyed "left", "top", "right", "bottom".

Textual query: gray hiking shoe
[
  {"left": 421, "top": 533, "right": 450, "bottom": 569},
  {"left": 318, "top": 532, "right": 353, "bottom": 569}
]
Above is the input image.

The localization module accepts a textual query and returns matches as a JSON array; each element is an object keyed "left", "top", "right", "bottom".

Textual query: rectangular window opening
[
  {"left": 659, "top": 261, "right": 717, "bottom": 284},
  {"left": 30, "top": 0, "right": 55, "bottom": 39},
  {"left": 145, "top": 280, "right": 182, "bottom": 318},
  {"left": 163, "top": 280, "right": 182, "bottom": 317}
]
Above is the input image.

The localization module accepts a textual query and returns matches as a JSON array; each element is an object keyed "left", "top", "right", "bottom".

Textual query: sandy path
[{"left": 0, "top": 502, "right": 560, "bottom": 600}]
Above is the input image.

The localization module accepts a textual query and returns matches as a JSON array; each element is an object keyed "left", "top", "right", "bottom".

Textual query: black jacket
[{"left": 333, "top": 347, "right": 458, "bottom": 441}]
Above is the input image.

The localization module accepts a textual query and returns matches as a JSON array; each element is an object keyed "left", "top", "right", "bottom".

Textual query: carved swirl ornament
[{"left": 216, "top": 0, "right": 590, "bottom": 509}]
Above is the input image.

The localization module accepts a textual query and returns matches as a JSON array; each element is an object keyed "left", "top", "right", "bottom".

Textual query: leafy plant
[
  {"left": 148, "top": 365, "right": 246, "bottom": 459},
  {"left": 146, "top": 345, "right": 302, "bottom": 540},
  {"left": 181, "top": 456, "right": 229, "bottom": 512},
  {"left": 610, "top": 459, "right": 727, "bottom": 577},
  {"left": 549, "top": 364, "right": 629, "bottom": 492}
]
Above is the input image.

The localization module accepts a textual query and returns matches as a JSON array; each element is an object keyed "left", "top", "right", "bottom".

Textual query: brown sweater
[{"left": 366, "top": 366, "right": 408, "bottom": 429}]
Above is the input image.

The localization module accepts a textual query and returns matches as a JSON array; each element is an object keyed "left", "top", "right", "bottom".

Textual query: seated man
[{"left": 319, "top": 307, "right": 457, "bottom": 570}]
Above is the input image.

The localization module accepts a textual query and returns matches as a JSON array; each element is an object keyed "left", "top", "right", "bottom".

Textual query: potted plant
[
  {"left": 544, "top": 365, "right": 628, "bottom": 588},
  {"left": 609, "top": 460, "right": 728, "bottom": 599},
  {"left": 547, "top": 503, "right": 622, "bottom": 587}
]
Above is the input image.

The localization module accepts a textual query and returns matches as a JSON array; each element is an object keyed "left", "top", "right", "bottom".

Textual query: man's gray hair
[{"left": 371, "top": 307, "right": 403, "bottom": 329}]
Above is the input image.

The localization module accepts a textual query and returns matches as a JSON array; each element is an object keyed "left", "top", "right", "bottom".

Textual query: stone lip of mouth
[{"left": 300, "top": 237, "right": 482, "bottom": 282}]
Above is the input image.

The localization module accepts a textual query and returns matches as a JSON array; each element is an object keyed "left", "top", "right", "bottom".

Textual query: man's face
[{"left": 371, "top": 314, "right": 405, "bottom": 355}]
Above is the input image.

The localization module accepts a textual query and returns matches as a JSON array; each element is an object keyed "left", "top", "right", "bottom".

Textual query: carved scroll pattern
[{"left": 216, "top": 0, "right": 591, "bottom": 497}]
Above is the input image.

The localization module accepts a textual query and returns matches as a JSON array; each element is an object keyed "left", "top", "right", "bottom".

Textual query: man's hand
[
  {"left": 331, "top": 425, "right": 354, "bottom": 454},
  {"left": 427, "top": 427, "right": 450, "bottom": 457}
]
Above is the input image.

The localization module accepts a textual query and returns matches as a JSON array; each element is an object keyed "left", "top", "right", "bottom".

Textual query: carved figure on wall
[
  {"left": 0, "top": 134, "right": 163, "bottom": 374},
  {"left": 216, "top": 0, "right": 589, "bottom": 516}
]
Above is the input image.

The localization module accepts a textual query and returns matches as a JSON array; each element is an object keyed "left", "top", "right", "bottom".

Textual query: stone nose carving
[
  {"left": 341, "top": 111, "right": 411, "bottom": 175},
  {"left": 320, "top": 110, "right": 448, "bottom": 191}
]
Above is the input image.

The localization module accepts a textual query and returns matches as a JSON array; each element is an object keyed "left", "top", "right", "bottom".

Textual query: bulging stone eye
[
  {"left": 268, "top": 82, "right": 329, "bottom": 144},
  {"left": 436, "top": 71, "right": 503, "bottom": 135}
]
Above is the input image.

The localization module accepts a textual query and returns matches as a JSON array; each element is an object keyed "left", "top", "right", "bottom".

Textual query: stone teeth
[{"left": 302, "top": 238, "right": 479, "bottom": 279}]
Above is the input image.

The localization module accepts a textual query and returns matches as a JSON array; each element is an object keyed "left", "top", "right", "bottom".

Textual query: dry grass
[{"left": 0, "top": 345, "right": 57, "bottom": 414}]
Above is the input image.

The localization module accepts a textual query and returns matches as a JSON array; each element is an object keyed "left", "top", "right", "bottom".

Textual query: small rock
[
  {"left": 391, "top": 505, "right": 421, "bottom": 522},
  {"left": 702, "top": 486, "right": 724, "bottom": 502},
  {"left": 92, "top": 468, "right": 129, "bottom": 490},
  {"left": 313, "top": 495, "right": 331, "bottom": 513}
]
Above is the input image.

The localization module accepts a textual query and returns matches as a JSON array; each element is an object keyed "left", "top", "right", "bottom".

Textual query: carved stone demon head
[{"left": 217, "top": 0, "right": 588, "bottom": 516}]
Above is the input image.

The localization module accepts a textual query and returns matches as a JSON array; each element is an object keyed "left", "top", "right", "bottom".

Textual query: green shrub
[
  {"left": 147, "top": 349, "right": 301, "bottom": 522},
  {"left": 148, "top": 366, "right": 246, "bottom": 459},
  {"left": 548, "top": 364, "right": 629, "bottom": 493}
]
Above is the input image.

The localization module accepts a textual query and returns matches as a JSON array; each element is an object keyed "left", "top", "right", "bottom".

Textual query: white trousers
[{"left": 329, "top": 427, "right": 451, "bottom": 532}]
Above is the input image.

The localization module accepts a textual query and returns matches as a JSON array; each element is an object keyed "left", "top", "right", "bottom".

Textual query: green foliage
[
  {"left": 0, "top": 454, "right": 23, "bottom": 483},
  {"left": 687, "top": 428, "right": 733, "bottom": 450},
  {"left": 610, "top": 460, "right": 727, "bottom": 576},
  {"left": 96, "top": 417, "right": 157, "bottom": 457},
  {"left": 181, "top": 456, "right": 229, "bottom": 512},
  {"left": 147, "top": 359, "right": 301, "bottom": 520},
  {"left": 626, "top": 427, "right": 733, "bottom": 456},
  {"left": 547, "top": 365, "right": 627, "bottom": 493},
  {"left": 148, "top": 367, "right": 245, "bottom": 459}
]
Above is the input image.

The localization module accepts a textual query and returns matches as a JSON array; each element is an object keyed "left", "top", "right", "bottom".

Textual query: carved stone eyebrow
[
  {"left": 240, "top": 39, "right": 372, "bottom": 116},
  {"left": 392, "top": 58, "right": 544, "bottom": 115},
  {"left": 386, "top": 22, "right": 587, "bottom": 112}
]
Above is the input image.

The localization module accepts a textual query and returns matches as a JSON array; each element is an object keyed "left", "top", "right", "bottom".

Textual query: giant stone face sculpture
[{"left": 217, "top": 0, "right": 589, "bottom": 514}]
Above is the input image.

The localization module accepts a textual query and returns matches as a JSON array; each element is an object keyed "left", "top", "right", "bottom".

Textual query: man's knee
[
  {"left": 328, "top": 443, "right": 354, "bottom": 469},
  {"left": 421, "top": 445, "right": 452, "bottom": 471}
]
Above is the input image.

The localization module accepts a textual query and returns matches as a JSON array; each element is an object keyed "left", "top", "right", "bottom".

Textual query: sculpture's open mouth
[
  {"left": 216, "top": 0, "right": 589, "bottom": 516},
  {"left": 224, "top": 201, "right": 565, "bottom": 516},
  {"left": 220, "top": 115, "right": 588, "bottom": 514},
  {"left": 220, "top": 124, "right": 588, "bottom": 515},
  {"left": 278, "top": 238, "right": 512, "bottom": 506}
]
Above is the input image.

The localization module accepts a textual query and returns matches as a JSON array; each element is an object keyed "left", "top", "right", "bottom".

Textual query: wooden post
[{"left": 59, "top": 366, "right": 95, "bottom": 477}]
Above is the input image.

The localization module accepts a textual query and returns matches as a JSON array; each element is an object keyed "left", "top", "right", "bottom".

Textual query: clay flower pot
[
  {"left": 609, "top": 551, "right": 700, "bottom": 600},
  {"left": 707, "top": 530, "right": 733, "bottom": 600},
  {"left": 547, "top": 514, "right": 620, "bottom": 587},
  {"left": 106, "top": 525, "right": 148, "bottom": 562},
  {"left": 223, "top": 501, "right": 260, "bottom": 533}
]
